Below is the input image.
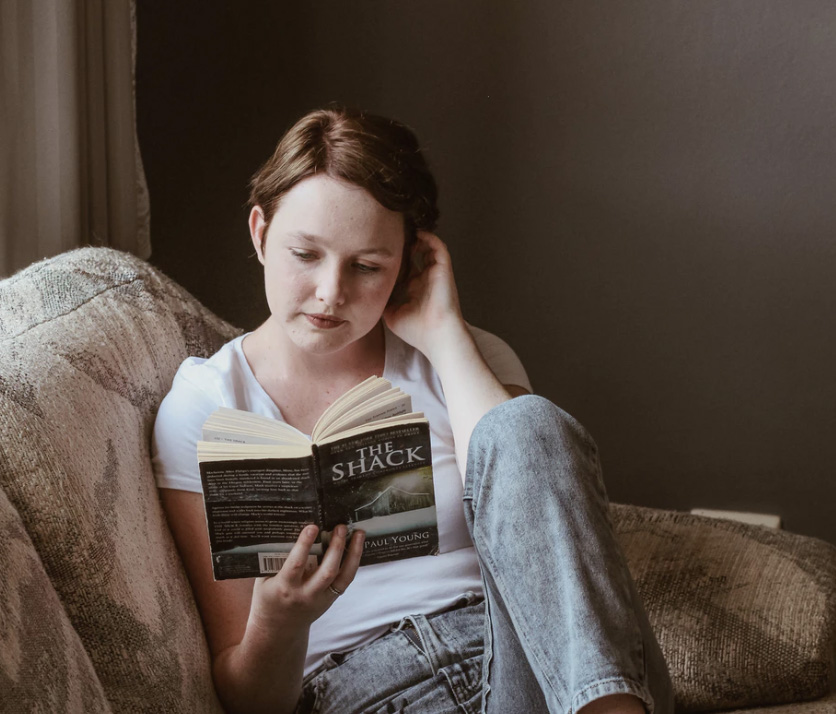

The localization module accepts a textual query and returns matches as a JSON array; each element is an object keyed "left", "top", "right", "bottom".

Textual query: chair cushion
[
  {"left": 723, "top": 691, "right": 836, "bottom": 714},
  {"left": 0, "top": 248, "right": 240, "bottom": 713},
  {"left": 0, "top": 485, "right": 112, "bottom": 713},
  {"left": 613, "top": 504, "right": 836, "bottom": 712}
]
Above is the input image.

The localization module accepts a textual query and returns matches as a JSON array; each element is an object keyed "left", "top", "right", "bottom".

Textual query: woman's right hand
[
  {"left": 248, "top": 524, "right": 365, "bottom": 636},
  {"left": 160, "top": 491, "right": 360, "bottom": 714}
]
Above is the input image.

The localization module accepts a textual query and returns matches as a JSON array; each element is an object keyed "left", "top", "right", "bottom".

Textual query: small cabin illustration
[{"left": 354, "top": 486, "right": 433, "bottom": 520}]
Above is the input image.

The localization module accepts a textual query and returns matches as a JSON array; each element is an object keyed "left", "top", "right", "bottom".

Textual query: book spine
[{"left": 311, "top": 444, "right": 326, "bottom": 529}]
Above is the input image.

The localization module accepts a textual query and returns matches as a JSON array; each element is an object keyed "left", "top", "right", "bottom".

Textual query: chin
[{"left": 291, "top": 331, "right": 358, "bottom": 356}]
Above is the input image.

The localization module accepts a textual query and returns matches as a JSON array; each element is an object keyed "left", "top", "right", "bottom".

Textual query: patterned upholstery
[
  {"left": 725, "top": 694, "right": 836, "bottom": 714},
  {"left": 0, "top": 486, "right": 110, "bottom": 712},
  {"left": 0, "top": 247, "right": 834, "bottom": 713},
  {"left": 0, "top": 248, "right": 239, "bottom": 713},
  {"left": 612, "top": 505, "right": 836, "bottom": 712}
]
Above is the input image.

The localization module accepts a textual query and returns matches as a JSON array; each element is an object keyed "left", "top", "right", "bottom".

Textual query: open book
[{"left": 197, "top": 376, "right": 438, "bottom": 580}]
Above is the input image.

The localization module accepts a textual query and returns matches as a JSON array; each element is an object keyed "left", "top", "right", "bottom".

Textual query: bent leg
[{"left": 462, "top": 395, "right": 673, "bottom": 714}]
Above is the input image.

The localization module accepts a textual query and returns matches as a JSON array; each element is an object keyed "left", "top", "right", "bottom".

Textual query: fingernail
[
  {"left": 335, "top": 524, "right": 347, "bottom": 537},
  {"left": 305, "top": 524, "right": 318, "bottom": 536}
]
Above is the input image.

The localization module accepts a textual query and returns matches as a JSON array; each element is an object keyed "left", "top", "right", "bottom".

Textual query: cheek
[
  {"left": 287, "top": 272, "right": 311, "bottom": 296},
  {"left": 363, "top": 275, "right": 399, "bottom": 306},
  {"left": 265, "top": 264, "right": 307, "bottom": 306}
]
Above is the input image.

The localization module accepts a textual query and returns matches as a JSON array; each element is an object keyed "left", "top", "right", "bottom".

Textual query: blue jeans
[{"left": 297, "top": 396, "right": 674, "bottom": 713}]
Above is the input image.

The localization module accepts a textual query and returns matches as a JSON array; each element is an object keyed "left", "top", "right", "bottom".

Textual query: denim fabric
[
  {"left": 298, "top": 396, "right": 673, "bottom": 714},
  {"left": 297, "top": 596, "right": 485, "bottom": 713}
]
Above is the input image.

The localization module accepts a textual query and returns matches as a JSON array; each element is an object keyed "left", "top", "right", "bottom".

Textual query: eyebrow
[{"left": 288, "top": 231, "right": 396, "bottom": 257}]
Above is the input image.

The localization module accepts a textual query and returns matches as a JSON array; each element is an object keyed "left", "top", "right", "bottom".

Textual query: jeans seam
[
  {"left": 479, "top": 579, "right": 494, "bottom": 714},
  {"left": 591, "top": 446, "right": 649, "bottom": 700},
  {"left": 399, "top": 627, "right": 427, "bottom": 660},
  {"left": 438, "top": 660, "right": 483, "bottom": 714},
  {"left": 402, "top": 615, "right": 441, "bottom": 676},
  {"left": 475, "top": 538, "right": 566, "bottom": 711},
  {"left": 571, "top": 676, "right": 655, "bottom": 714}
]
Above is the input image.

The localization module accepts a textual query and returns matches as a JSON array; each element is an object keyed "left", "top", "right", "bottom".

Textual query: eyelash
[
  {"left": 291, "top": 250, "right": 316, "bottom": 262},
  {"left": 289, "top": 250, "right": 380, "bottom": 273}
]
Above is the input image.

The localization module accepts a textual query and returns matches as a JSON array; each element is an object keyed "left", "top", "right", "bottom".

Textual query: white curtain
[{"left": 0, "top": 0, "right": 150, "bottom": 278}]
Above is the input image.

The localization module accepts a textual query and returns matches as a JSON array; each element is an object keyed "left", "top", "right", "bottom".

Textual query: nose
[{"left": 315, "top": 262, "right": 347, "bottom": 307}]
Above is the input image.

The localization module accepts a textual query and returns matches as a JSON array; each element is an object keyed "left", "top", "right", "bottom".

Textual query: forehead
[{"left": 270, "top": 175, "right": 405, "bottom": 250}]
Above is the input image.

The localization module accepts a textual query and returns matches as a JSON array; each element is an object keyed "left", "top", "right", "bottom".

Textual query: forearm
[
  {"left": 384, "top": 232, "right": 521, "bottom": 474},
  {"left": 209, "top": 525, "right": 364, "bottom": 714},
  {"left": 424, "top": 319, "right": 513, "bottom": 475},
  {"left": 212, "top": 616, "right": 309, "bottom": 714}
]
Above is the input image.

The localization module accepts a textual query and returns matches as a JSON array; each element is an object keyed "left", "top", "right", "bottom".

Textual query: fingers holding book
[
  {"left": 315, "top": 524, "right": 365, "bottom": 600},
  {"left": 252, "top": 524, "right": 364, "bottom": 630}
]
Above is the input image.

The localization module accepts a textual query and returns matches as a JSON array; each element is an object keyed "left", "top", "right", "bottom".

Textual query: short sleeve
[
  {"left": 151, "top": 360, "right": 219, "bottom": 493},
  {"left": 467, "top": 325, "right": 533, "bottom": 393}
]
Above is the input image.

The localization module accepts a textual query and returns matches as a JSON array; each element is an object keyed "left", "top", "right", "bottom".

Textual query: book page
[
  {"left": 197, "top": 442, "right": 312, "bottom": 461},
  {"left": 203, "top": 407, "right": 310, "bottom": 446},
  {"left": 312, "top": 376, "right": 392, "bottom": 436},
  {"left": 316, "top": 415, "right": 425, "bottom": 445},
  {"left": 320, "top": 393, "right": 413, "bottom": 438}
]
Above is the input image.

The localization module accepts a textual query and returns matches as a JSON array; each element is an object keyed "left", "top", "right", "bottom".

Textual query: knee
[
  {"left": 464, "top": 395, "right": 606, "bottom": 515},
  {"left": 471, "top": 395, "right": 598, "bottom": 459}
]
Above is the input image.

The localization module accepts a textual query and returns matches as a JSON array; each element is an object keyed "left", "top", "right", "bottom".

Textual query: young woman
[{"left": 152, "top": 106, "right": 673, "bottom": 714}]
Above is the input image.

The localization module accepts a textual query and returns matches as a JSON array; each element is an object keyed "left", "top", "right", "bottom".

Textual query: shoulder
[
  {"left": 466, "top": 324, "right": 532, "bottom": 393},
  {"left": 158, "top": 337, "right": 245, "bottom": 416},
  {"left": 152, "top": 336, "right": 249, "bottom": 491},
  {"left": 384, "top": 323, "right": 532, "bottom": 393}
]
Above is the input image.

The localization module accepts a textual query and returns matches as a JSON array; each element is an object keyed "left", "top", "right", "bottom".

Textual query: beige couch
[{"left": 1, "top": 247, "right": 834, "bottom": 714}]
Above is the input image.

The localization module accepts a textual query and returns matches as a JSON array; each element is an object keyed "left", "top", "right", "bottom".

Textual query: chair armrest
[{"left": 612, "top": 503, "right": 836, "bottom": 712}]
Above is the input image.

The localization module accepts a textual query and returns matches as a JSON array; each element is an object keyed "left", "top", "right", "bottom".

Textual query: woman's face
[{"left": 250, "top": 175, "right": 405, "bottom": 357}]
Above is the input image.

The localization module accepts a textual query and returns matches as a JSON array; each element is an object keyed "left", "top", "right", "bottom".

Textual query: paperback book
[{"left": 197, "top": 376, "right": 438, "bottom": 580}]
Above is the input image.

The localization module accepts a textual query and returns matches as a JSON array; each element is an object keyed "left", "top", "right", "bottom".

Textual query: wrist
[
  {"left": 421, "top": 318, "right": 477, "bottom": 373},
  {"left": 246, "top": 602, "right": 309, "bottom": 648}
]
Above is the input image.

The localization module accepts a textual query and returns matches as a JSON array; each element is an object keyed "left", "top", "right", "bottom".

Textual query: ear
[
  {"left": 249, "top": 206, "right": 268, "bottom": 265},
  {"left": 395, "top": 224, "right": 418, "bottom": 286}
]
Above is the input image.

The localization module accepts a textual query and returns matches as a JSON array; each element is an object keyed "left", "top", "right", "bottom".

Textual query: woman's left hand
[
  {"left": 386, "top": 231, "right": 515, "bottom": 472},
  {"left": 383, "top": 232, "right": 467, "bottom": 360}
]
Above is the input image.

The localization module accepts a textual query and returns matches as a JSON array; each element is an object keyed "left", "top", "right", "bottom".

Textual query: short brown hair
[{"left": 248, "top": 106, "right": 439, "bottom": 260}]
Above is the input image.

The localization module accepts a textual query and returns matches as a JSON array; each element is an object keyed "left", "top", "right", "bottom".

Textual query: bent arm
[
  {"left": 160, "top": 489, "right": 363, "bottom": 714},
  {"left": 425, "top": 321, "right": 521, "bottom": 471},
  {"left": 212, "top": 614, "right": 309, "bottom": 714},
  {"left": 160, "top": 489, "right": 306, "bottom": 714},
  {"left": 384, "top": 233, "right": 530, "bottom": 474},
  {"left": 154, "top": 360, "right": 365, "bottom": 713}
]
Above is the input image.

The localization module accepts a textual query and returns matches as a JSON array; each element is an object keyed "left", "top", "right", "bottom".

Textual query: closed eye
[{"left": 353, "top": 262, "right": 380, "bottom": 273}]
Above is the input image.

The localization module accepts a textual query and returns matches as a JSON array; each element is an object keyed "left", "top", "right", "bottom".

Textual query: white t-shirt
[{"left": 152, "top": 325, "right": 531, "bottom": 676}]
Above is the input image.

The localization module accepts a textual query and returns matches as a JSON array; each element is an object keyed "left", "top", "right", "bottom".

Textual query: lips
[{"left": 305, "top": 313, "right": 346, "bottom": 329}]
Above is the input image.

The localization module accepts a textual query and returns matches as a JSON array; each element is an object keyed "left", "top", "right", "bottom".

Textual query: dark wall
[{"left": 137, "top": 2, "right": 836, "bottom": 544}]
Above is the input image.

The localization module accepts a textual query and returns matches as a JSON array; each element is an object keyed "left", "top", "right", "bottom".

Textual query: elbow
[
  {"left": 503, "top": 383, "right": 531, "bottom": 398},
  {"left": 211, "top": 649, "right": 301, "bottom": 714}
]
